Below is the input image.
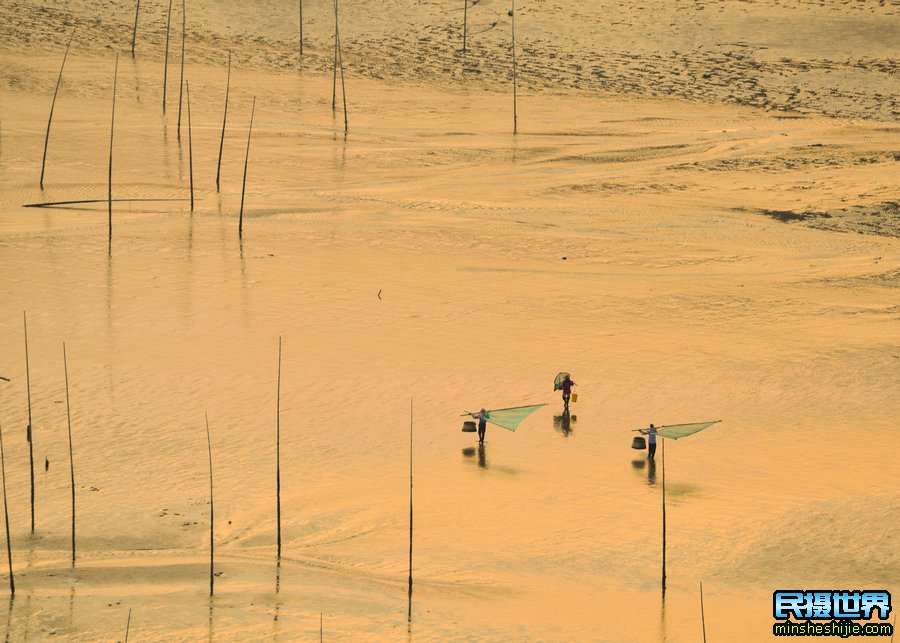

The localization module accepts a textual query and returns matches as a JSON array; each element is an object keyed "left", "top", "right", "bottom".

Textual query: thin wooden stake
[
  {"left": 40, "top": 28, "right": 75, "bottom": 190},
  {"left": 238, "top": 97, "right": 256, "bottom": 239},
  {"left": 163, "top": 0, "right": 172, "bottom": 114},
  {"left": 331, "top": 0, "right": 338, "bottom": 112},
  {"left": 276, "top": 337, "right": 282, "bottom": 560},
  {"left": 299, "top": 0, "right": 304, "bottom": 58},
  {"left": 463, "top": 0, "right": 467, "bottom": 53},
  {"left": 131, "top": 0, "right": 141, "bottom": 58},
  {"left": 336, "top": 11, "right": 348, "bottom": 135},
  {"left": 205, "top": 412, "right": 214, "bottom": 597},
  {"left": 0, "top": 420, "right": 14, "bottom": 596},
  {"left": 163, "top": 0, "right": 173, "bottom": 113},
  {"left": 124, "top": 607, "right": 132, "bottom": 642},
  {"left": 511, "top": 0, "right": 517, "bottom": 134},
  {"left": 407, "top": 398, "right": 413, "bottom": 621},
  {"left": 186, "top": 80, "right": 194, "bottom": 211},
  {"left": 319, "top": 612, "right": 323, "bottom": 641},
  {"left": 661, "top": 437, "right": 666, "bottom": 593},
  {"left": 177, "top": 0, "right": 185, "bottom": 140},
  {"left": 23, "top": 312, "right": 34, "bottom": 534},
  {"left": 63, "top": 343, "right": 75, "bottom": 566},
  {"left": 700, "top": 581, "right": 707, "bottom": 643},
  {"left": 108, "top": 54, "right": 118, "bottom": 254},
  {"left": 216, "top": 51, "right": 231, "bottom": 192}
]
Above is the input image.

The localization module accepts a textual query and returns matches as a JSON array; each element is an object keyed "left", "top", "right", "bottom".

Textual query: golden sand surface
[{"left": 0, "top": 1, "right": 897, "bottom": 640}]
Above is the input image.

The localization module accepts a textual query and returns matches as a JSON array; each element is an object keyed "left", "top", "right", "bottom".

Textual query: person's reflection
[
  {"left": 631, "top": 457, "right": 656, "bottom": 485},
  {"left": 461, "top": 444, "right": 488, "bottom": 469},
  {"left": 552, "top": 410, "right": 576, "bottom": 437}
]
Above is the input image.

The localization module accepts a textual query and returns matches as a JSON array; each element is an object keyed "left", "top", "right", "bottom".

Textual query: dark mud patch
[{"left": 736, "top": 201, "right": 899, "bottom": 237}]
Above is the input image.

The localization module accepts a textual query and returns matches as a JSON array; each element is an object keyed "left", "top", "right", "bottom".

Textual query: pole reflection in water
[
  {"left": 4, "top": 596, "right": 14, "bottom": 643},
  {"left": 207, "top": 596, "right": 214, "bottom": 643},
  {"left": 272, "top": 562, "right": 281, "bottom": 640}
]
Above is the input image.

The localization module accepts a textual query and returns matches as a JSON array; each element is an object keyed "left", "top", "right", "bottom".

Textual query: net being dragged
[
  {"left": 656, "top": 420, "right": 721, "bottom": 440},
  {"left": 484, "top": 404, "right": 547, "bottom": 431}
]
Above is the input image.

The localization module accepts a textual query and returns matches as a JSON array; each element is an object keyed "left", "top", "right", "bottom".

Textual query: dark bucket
[
  {"left": 462, "top": 421, "right": 477, "bottom": 433},
  {"left": 631, "top": 436, "right": 647, "bottom": 450}
]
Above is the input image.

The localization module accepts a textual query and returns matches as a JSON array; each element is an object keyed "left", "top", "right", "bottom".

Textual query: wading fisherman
[
  {"left": 560, "top": 375, "right": 576, "bottom": 410},
  {"left": 640, "top": 423, "right": 658, "bottom": 458},
  {"left": 475, "top": 408, "right": 488, "bottom": 444}
]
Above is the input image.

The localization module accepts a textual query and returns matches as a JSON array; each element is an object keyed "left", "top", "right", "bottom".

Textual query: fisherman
[
  {"left": 560, "top": 375, "right": 576, "bottom": 410},
  {"left": 475, "top": 408, "right": 488, "bottom": 444},
  {"left": 640, "top": 423, "right": 658, "bottom": 458}
]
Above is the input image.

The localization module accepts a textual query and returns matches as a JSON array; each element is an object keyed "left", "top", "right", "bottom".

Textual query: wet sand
[{"left": 0, "top": 1, "right": 898, "bottom": 640}]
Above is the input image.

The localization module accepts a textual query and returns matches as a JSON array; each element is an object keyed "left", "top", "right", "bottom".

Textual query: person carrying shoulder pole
[
  {"left": 561, "top": 375, "right": 576, "bottom": 410},
  {"left": 475, "top": 408, "right": 488, "bottom": 444},
  {"left": 640, "top": 423, "right": 658, "bottom": 458}
]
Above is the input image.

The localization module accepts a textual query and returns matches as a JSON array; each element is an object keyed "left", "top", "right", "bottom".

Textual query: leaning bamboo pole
[
  {"left": 23, "top": 312, "right": 34, "bottom": 533},
  {"left": 407, "top": 399, "right": 413, "bottom": 621},
  {"left": 63, "top": 343, "right": 75, "bottom": 565},
  {"left": 205, "top": 412, "right": 214, "bottom": 596},
  {"left": 124, "top": 608, "right": 132, "bottom": 642},
  {"left": 40, "top": 28, "right": 76, "bottom": 190},
  {"left": 108, "top": 54, "right": 118, "bottom": 254},
  {"left": 162, "top": 0, "right": 173, "bottom": 113},
  {"left": 336, "top": 13, "right": 348, "bottom": 135},
  {"left": 462, "top": 0, "right": 468, "bottom": 53},
  {"left": 176, "top": 0, "right": 185, "bottom": 140},
  {"left": 700, "top": 581, "right": 707, "bottom": 642},
  {"left": 0, "top": 420, "right": 14, "bottom": 596},
  {"left": 511, "top": 0, "right": 517, "bottom": 134},
  {"left": 131, "top": 0, "right": 141, "bottom": 57},
  {"left": 331, "top": 0, "right": 338, "bottom": 112},
  {"left": 276, "top": 337, "right": 282, "bottom": 560},
  {"left": 216, "top": 51, "right": 231, "bottom": 192},
  {"left": 661, "top": 438, "right": 666, "bottom": 593},
  {"left": 238, "top": 97, "right": 256, "bottom": 239},
  {"left": 186, "top": 80, "right": 194, "bottom": 211}
]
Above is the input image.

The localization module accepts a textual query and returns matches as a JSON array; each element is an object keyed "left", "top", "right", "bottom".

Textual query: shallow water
[{"left": 1, "top": 3, "right": 899, "bottom": 640}]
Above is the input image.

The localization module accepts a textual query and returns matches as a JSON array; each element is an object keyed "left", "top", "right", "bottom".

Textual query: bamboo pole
[
  {"left": 163, "top": 0, "right": 172, "bottom": 113},
  {"left": 108, "top": 54, "right": 118, "bottom": 254},
  {"left": 299, "top": 1, "right": 304, "bottom": 58},
  {"left": 336, "top": 10, "right": 348, "bottom": 135},
  {"left": 177, "top": 0, "right": 185, "bottom": 140},
  {"left": 700, "top": 581, "right": 707, "bottom": 642},
  {"left": 511, "top": 0, "right": 517, "bottom": 134},
  {"left": 63, "top": 343, "right": 75, "bottom": 565},
  {"left": 276, "top": 337, "right": 282, "bottom": 560},
  {"left": 463, "top": 0, "right": 467, "bottom": 53},
  {"left": 407, "top": 398, "right": 413, "bottom": 621},
  {"left": 24, "top": 198, "right": 187, "bottom": 209},
  {"left": 186, "top": 80, "right": 194, "bottom": 211},
  {"left": 23, "top": 312, "right": 34, "bottom": 534},
  {"left": 216, "top": 51, "right": 231, "bottom": 192},
  {"left": 205, "top": 412, "right": 214, "bottom": 597},
  {"left": 124, "top": 607, "right": 132, "bottom": 642},
  {"left": 331, "top": 0, "right": 338, "bottom": 112},
  {"left": 131, "top": 0, "right": 141, "bottom": 58},
  {"left": 0, "top": 420, "right": 14, "bottom": 596},
  {"left": 661, "top": 437, "right": 666, "bottom": 593},
  {"left": 238, "top": 97, "right": 256, "bottom": 239},
  {"left": 40, "top": 28, "right": 75, "bottom": 190}
]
